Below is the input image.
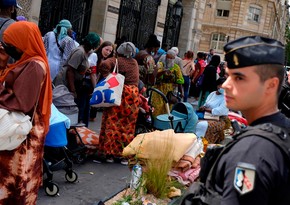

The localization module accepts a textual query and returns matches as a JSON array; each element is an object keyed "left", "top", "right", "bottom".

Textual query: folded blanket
[
  {"left": 123, "top": 129, "right": 197, "bottom": 162},
  {"left": 174, "top": 156, "right": 201, "bottom": 172},
  {"left": 169, "top": 166, "right": 201, "bottom": 185}
]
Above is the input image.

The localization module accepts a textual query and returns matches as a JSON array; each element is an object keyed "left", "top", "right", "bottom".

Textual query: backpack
[{"left": 180, "top": 123, "right": 290, "bottom": 205}]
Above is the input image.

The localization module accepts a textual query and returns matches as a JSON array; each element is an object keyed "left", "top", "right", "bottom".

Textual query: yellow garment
[
  {"left": 151, "top": 62, "right": 184, "bottom": 117},
  {"left": 151, "top": 82, "right": 174, "bottom": 117},
  {"left": 122, "top": 129, "right": 197, "bottom": 162}
]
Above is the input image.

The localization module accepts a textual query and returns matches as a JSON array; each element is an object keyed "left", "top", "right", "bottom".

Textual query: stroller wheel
[
  {"left": 65, "top": 171, "right": 78, "bottom": 183},
  {"left": 45, "top": 182, "right": 59, "bottom": 196}
]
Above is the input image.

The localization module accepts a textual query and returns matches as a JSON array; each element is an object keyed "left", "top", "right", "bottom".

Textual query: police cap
[{"left": 224, "top": 36, "right": 285, "bottom": 69}]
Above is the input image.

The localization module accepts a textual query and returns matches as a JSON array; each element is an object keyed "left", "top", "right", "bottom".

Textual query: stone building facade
[
  {"left": 17, "top": 0, "right": 289, "bottom": 58},
  {"left": 194, "top": 0, "right": 289, "bottom": 56},
  {"left": 17, "top": 0, "right": 198, "bottom": 56},
  {"left": 90, "top": 0, "right": 196, "bottom": 55}
]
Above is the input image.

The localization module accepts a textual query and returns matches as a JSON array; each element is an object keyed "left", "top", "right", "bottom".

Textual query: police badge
[{"left": 234, "top": 162, "right": 256, "bottom": 195}]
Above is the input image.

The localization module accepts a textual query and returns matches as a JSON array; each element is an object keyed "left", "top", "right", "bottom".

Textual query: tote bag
[
  {"left": 0, "top": 108, "right": 32, "bottom": 151},
  {"left": 90, "top": 59, "right": 125, "bottom": 107}
]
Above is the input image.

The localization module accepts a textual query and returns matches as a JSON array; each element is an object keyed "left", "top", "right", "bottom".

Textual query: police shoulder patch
[{"left": 233, "top": 162, "right": 256, "bottom": 195}]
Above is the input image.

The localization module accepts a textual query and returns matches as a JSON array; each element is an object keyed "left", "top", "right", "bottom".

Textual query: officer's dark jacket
[{"left": 215, "top": 112, "right": 290, "bottom": 205}]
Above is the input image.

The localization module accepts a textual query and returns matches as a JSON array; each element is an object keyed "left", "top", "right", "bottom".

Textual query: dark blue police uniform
[{"left": 215, "top": 112, "right": 290, "bottom": 205}]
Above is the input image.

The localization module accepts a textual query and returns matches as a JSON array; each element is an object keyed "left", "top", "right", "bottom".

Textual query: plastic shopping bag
[{"left": 90, "top": 59, "right": 125, "bottom": 107}]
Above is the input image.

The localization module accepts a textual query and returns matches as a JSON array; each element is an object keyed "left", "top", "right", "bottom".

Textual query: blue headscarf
[{"left": 53, "top": 19, "right": 72, "bottom": 40}]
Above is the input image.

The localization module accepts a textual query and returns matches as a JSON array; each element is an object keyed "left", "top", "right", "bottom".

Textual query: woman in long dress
[
  {"left": 153, "top": 49, "right": 184, "bottom": 117},
  {"left": 0, "top": 21, "right": 52, "bottom": 204},
  {"left": 98, "top": 42, "right": 139, "bottom": 165}
]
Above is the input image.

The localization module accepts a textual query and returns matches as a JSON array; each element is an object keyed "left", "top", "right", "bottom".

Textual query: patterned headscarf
[
  {"left": 1, "top": 21, "right": 52, "bottom": 133},
  {"left": 53, "top": 19, "right": 72, "bottom": 41}
]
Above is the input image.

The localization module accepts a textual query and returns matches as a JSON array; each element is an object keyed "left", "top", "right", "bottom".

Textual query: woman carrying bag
[
  {"left": 97, "top": 42, "right": 139, "bottom": 165},
  {"left": 0, "top": 21, "right": 52, "bottom": 204}
]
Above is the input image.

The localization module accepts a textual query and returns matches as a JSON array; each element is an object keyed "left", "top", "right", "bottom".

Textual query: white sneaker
[
  {"left": 120, "top": 159, "right": 128, "bottom": 165},
  {"left": 106, "top": 158, "right": 114, "bottom": 163}
]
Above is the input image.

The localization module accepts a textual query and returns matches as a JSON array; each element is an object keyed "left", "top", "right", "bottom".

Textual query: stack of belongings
[{"left": 122, "top": 129, "right": 203, "bottom": 185}]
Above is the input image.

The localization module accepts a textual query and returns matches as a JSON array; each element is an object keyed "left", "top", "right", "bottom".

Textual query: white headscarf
[{"left": 117, "top": 42, "right": 136, "bottom": 58}]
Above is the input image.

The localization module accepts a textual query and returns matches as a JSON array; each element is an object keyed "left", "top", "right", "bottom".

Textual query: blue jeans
[{"left": 183, "top": 75, "right": 190, "bottom": 102}]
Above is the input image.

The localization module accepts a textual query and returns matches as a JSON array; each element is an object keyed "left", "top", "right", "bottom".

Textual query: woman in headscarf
[
  {"left": 152, "top": 49, "right": 184, "bottom": 117},
  {"left": 98, "top": 42, "right": 139, "bottom": 165},
  {"left": 43, "top": 19, "right": 76, "bottom": 80},
  {"left": 0, "top": 21, "right": 52, "bottom": 204}
]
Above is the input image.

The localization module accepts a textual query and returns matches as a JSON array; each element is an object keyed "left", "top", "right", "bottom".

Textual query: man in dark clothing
[
  {"left": 213, "top": 36, "right": 290, "bottom": 204},
  {"left": 0, "top": 0, "right": 21, "bottom": 39},
  {"left": 0, "top": 0, "right": 21, "bottom": 65},
  {"left": 206, "top": 48, "right": 214, "bottom": 64},
  {"left": 278, "top": 70, "right": 290, "bottom": 118}
]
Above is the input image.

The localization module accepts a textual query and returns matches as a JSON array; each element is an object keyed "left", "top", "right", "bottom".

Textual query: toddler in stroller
[{"left": 43, "top": 104, "right": 78, "bottom": 196}]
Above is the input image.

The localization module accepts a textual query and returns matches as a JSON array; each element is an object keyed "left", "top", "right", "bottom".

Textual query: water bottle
[{"left": 130, "top": 164, "right": 142, "bottom": 190}]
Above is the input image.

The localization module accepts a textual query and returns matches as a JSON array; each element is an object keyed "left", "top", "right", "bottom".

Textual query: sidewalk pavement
[
  {"left": 37, "top": 100, "right": 199, "bottom": 204},
  {"left": 37, "top": 111, "right": 131, "bottom": 205}
]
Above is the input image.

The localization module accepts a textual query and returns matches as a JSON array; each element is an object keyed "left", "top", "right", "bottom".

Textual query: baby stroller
[
  {"left": 52, "top": 85, "right": 79, "bottom": 125},
  {"left": 144, "top": 87, "right": 198, "bottom": 133},
  {"left": 52, "top": 85, "right": 87, "bottom": 163},
  {"left": 43, "top": 104, "right": 78, "bottom": 196}
]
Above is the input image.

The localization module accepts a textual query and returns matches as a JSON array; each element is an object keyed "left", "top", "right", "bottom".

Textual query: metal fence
[{"left": 38, "top": 0, "right": 93, "bottom": 41}]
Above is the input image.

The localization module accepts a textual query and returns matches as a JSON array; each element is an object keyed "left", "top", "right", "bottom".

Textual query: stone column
[
  {"left": 155, "top": 0, "right": 168, "bottom": 43},
  {"left": 177, "top": 0, "right": 196, "bottom": 57},
  {"left": 29, "top": 0, "right": 41, "bottom": 25},
  {"left": 90, "top": 0, "right": 121, "bottom": 43}
]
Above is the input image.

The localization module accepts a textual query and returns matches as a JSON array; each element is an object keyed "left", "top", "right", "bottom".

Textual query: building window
[
  {"left": 210, "top": 33, "right": 227, "bottom": 52},
  {"left": 248, "top": 6, "right": 261, "bottom": 23},
  {"left": 217, "top": 9, "right": 230, "bottom": 17}
]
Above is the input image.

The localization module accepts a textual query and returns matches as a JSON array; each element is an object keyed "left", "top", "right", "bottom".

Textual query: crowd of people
[{"left": 0, "top": 0, "right": 290, "bottom": 204}]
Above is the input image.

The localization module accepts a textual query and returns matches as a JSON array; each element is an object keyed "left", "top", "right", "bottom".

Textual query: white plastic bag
[{"left": 90, "top": 59, "right": 125, "bottom": 107}]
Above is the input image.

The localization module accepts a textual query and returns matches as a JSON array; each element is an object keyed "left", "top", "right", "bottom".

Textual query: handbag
[
  {"left": 0, "top": 87, "right": 41, "bottom": 151},
  {"left": 0, "top": 109, "right": 32, "bottom": 151},
  {"left": 0, "top": 65, "right": 43, "bottom": 151},
  {"left": 90, "top": 59, "right": 125, "bottom": 107}
]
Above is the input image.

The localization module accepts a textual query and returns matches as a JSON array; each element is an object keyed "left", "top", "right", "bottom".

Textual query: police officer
[{"left": 212, "top": 36, "right": 290, "bottom": 204}]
